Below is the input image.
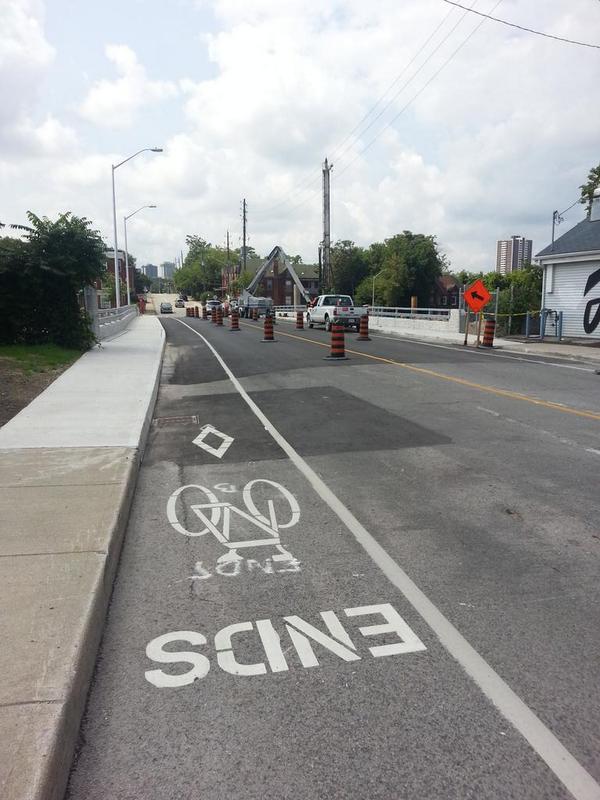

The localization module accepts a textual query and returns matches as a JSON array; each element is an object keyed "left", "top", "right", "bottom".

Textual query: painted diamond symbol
[{"left": 192, "top": 425, "right": 234, "bottom": 459}]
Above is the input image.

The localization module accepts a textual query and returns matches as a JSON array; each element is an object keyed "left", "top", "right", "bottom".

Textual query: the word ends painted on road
[{"left": 145, "top": 602, "right": 426, "bottom": 687}]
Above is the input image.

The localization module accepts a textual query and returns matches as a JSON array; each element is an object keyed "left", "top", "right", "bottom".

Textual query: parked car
[
  {"left": 175, "top": 299, "right": 185, "bottom": 308},
  {"left": 160, "top": 302, "right": 173, "bottom": 314}
]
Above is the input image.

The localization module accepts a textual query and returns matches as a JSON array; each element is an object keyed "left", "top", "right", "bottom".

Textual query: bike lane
[{"left": 67, "top": 318, "right": 579, "bottom": 800}]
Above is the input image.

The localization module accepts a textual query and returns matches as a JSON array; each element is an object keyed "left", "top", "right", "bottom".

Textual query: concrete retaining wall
[{"left": 368, "top": 310, "right": 460, "bottom": 339}]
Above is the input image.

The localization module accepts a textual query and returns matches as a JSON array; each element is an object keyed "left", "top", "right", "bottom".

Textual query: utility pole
[
  {"left": 226, "top": 229, "right": 231, "bottom": 276},
  {"left": 322, "top": 158, "right": 333, "bottom": 290},
  {"left": 318, "top": 245, "right": 322, "bottom": 293},
  {"left": 242, "top": 199, "right": 247, "bottom": 274}
]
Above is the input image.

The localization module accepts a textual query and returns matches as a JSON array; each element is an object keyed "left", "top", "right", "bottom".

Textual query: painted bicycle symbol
[{"left": 166, "top": 480, "right": 300, "bottom": 565}]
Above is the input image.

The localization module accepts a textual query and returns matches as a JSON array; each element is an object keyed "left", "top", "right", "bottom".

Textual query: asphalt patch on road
[
  {"left": 250, "top": 386, "right": 452, "bottom": 455},
  {"left": 144, "top": 392, "right": 287, "bottom": 466}
]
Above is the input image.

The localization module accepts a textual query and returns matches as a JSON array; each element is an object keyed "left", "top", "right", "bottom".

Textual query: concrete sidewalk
[{"left": 0, "top": 316, "right": 165, "bottom": 800}]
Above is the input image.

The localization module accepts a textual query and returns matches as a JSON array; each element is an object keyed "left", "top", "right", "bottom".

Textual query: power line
[
  {"left": 442, "top": 0, "right": 600, "bottom": 49},
  {"left": 329, "top": 4, "right": 457, "bottom": 162},
  {"left": 335, "top": 0, "right": 503, "bottom": 182},
  {"left": 330, "top": 0, "right": 477, "bottom": 167},
  {"left": 253, "top": 2, "right": 473, "bottom": 218}
]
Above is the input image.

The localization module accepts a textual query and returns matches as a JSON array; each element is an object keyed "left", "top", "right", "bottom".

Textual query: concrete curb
[
  {"left": 493, "top": 343, "right": 600, "bottom": 364},
  {"left": 0, "top": 318, "right": 166, "bottom": 800},
  {"left": 34, "top": 458, "right": 139, "bottom": 800}
]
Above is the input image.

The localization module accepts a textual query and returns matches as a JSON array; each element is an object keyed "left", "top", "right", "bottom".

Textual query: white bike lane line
[{"left": 173, "top": 317, "right": 600, "bottom": 800}]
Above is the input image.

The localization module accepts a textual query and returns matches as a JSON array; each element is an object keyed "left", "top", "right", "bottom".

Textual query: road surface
[{"left": 67, "top": 315, "right": 600, "bottom": 800}]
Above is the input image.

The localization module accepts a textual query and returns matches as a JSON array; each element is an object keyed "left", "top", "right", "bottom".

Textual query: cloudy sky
[{"left": 1, "top": 0, "right": 599, "bottom": 271}]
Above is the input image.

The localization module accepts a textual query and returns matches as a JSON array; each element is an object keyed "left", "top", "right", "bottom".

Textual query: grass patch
[{"left": 0, "top": 344, "right": 81, "bottom": 373}]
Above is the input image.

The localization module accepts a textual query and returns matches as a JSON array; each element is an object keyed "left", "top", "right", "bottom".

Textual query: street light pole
[
  {"left": 372, "top": 269, "right": 384, "bottom": 308},
  {"left": 111, "top": 166, "right": 120, "bottom": 309},
  {"left": 111, "top": 147, "right": 162, "bottom": 309},
  {"left": 123, "top": 205, "right": 157, "bottom": 305}
]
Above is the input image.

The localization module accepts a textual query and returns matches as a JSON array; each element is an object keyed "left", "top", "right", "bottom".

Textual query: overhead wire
[
  {"left": 253, "top": 2, "right": 473, "bottom": 219},
  {"left": 330, "top": 1, "right": 477, "bottom": 167},
  {"left": 255, "top": 0, "right": 506, "bottom": 225},
  {"left": 335, "top": 0, "right": 503, "bottom": 183},
  {"left": 442, "top": 0, "right": 600, "bottom": 49}
]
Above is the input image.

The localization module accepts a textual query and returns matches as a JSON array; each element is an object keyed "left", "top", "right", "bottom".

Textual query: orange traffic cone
[
  {"left": 262, "top": 314, "right": 275, "bottom": 342},
  {"left": 357, "top": 313, "right": 370, "bottom": 341},
  {"left": 325, "top": 322, "right": 348, "bottom": 360}
]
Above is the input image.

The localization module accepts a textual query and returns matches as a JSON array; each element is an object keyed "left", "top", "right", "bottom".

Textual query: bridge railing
[
  {"left": 273, "top": 305, "right": 305, "bottom": 315},
  {"left": 273, "top": 304, "right": 451, "bottom": 320},
  {"left": 97, "top": 307, "right": 137, "bottom": 322},
  {"left": 96, "top": 306, "right": 138, "bottom": 339},
  {"left": 368, "top": 306, "right": 450, "bottom": 319}
]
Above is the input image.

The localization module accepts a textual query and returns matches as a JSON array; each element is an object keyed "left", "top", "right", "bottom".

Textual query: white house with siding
[{"left": 535, "top": 192, "right": 600, "bottom": 339}]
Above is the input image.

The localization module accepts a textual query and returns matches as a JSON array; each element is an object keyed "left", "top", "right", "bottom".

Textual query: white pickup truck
[{"left": 306, "top": 294, "right": 367, "bottom": 331}]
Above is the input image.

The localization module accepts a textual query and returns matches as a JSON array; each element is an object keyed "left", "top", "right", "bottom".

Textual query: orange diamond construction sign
[{"left": 464, "top": 279, "right": 492, "bottom": 313}]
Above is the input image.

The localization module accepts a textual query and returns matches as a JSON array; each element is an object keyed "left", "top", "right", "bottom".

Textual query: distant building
[
  {"left": 496, "top": 236, "right": 533, "bottom": 274},
  {"left": 141, "top": 263, "right": 158, "bottom": 279},
  {"left": 161, "top": 262, "right": 176, "bottom": 279}
]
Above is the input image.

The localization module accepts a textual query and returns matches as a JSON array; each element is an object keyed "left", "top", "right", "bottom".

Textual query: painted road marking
[
  {"left": 192, "top": 423, "right": 234, "bottom": 458},
  {"left": 368, "top": 334, "right": 596, "bottom": 372},
  {"left": 144, "top": 603, "right": 426, "bottom": 686},
  {"left": 167, "top": 479, "right": 300, "bottom": 569},
  {"left": 189, "top": 556, "right": 302, "bottom": 581},
  {"left": 273, "top": 316, "right": 597, "bottom": 372},
  {"left": 174, "top": 317, "right": 600, "bottom": 800},
  {"left": 242, "top": 321, "right": 600, "bottom": 422}
]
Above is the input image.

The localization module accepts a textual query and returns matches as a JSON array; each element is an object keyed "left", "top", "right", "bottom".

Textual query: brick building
[
  {"left": 431, "top": 275, "right": 459, "bottom": 308},
  {"left": 95, "top": 249, "right": 135, "bottom": 307},
  {"left": 224, "top": 246, "right": 319, "bottom": 303}
]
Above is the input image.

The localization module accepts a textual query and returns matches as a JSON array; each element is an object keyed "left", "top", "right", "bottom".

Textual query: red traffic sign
[{"left": 464, "top": 279, "right": 492, "bottom": 313}]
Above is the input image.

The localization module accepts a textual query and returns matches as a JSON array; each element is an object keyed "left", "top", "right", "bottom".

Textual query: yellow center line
[{"left": 239, "top": 320, "right": 600, "bottom": 422}]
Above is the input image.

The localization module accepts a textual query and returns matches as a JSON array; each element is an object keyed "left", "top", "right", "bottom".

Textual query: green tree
[
  {"left": 229, "top": 269, "right": 255, "bottom": 295},
  {"left": 0, "top": 212, "right": 105, "bottom": 347},
  {"left": 331, "top": 240, "right": 368, "bottom": 295},
  {"left": 453, "top": 269, "right": 484, "bottom": 285},
  {"left": 580, "top": 163, "right": 600, "bottom": 214},
  {"left": 175, "top": 235, "right": 229, "bottom": 297},
  {"left": 134, "top": 268, "right": 152, "bottom": 294},
  {"left": 353, "top": 233, "right": 447, "bottom": 306}
]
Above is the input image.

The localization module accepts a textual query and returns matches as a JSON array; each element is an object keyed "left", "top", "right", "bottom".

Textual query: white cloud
[
  {"left": 0, "top": 0, "right": 56, "bottom": 138},
  {"left": 2, "top": 0, "right": 600, "bottom": 270},
  {"left": 79, "top": 44, "right": 179, "bottom": 128}
]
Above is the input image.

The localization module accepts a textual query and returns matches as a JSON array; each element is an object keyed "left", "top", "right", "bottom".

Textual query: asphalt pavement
[{"left": 66, "top": 313, "right": 600, "bottom": 800}]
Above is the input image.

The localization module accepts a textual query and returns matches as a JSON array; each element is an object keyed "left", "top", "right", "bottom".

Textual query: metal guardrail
[
  {"left": 368, "top": 306, "right": 450, "bottom": 320},
  {"left": 273, "top": 304, "right": 451, "bottom": 320},
  {"left": 273, "top": 305, "right": 305, "bottom": 314},
  {"left": 97, "top": 306, "right": 137, "bottom": 323},
  {"left": 95, "top": 306, "right": 138, "bottom": 340}
]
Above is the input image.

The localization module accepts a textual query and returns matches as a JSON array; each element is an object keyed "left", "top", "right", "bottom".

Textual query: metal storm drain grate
[{"left": 153, "top": 415, "right": 200, "bottom": 427}]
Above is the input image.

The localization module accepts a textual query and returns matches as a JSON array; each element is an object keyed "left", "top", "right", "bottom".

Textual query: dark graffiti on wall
[{"left": 583, "top": 267, "right": 600, "bottom": 334}]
